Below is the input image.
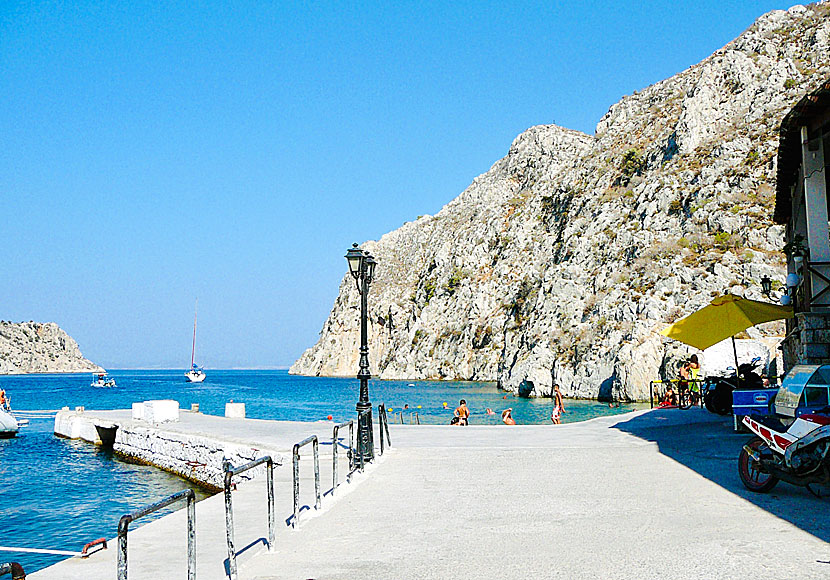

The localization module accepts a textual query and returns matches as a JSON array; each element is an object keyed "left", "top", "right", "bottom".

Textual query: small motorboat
[
  {"left": 91, "top": 373, "right": 117, "bottom": 388},
  {"left": 0, "top": 408, "right": 19, "bottom": 438}
]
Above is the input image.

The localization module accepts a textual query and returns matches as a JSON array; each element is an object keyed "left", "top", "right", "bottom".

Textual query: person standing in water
[
  {"left": 454, "top": 399, "right": 470, "bottom": 426},
  {"left": 551, "top": 384, "right": 564, "bottom": 424},
  {"left": 501, "top": 408, "right": 516, "bottom": 425}
]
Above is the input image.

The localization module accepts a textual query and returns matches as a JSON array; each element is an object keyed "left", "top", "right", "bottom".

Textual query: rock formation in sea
[
  {"left": 0, "top": 321, "right": 103, "bottom": 374},
  {"left": 292, "top": 4, "right": 830, "bottom": 400}
]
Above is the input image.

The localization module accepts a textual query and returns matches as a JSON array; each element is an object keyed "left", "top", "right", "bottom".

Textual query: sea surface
[{"left": 0, "top": 370, "right": 642, "bottom": 573}]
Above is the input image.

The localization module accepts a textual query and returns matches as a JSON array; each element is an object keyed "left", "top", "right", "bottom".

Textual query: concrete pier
[{"left": 34, "top": 408, "right": 830, "bottom": 579}]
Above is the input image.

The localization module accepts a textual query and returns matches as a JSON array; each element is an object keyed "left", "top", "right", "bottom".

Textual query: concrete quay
[{"left": 37, "top": 408, "right": 830, "bottom": 579}]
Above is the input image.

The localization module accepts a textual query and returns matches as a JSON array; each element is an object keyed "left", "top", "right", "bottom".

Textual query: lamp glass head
[
  {"left": 760, "top": 275, "right": 772, "bottom": 296},
  {"left": 366, "top": 254, "right": 377, "bottom": 280},
  {"left": 345, "top": 244, "right": 363, "bottom": 279}
]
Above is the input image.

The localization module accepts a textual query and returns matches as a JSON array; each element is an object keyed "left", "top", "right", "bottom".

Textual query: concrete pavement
[{"left": 33, "top": 408, "right": 830, "bottom": 579}]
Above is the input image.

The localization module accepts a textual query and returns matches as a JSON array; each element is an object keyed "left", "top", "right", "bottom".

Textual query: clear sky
[{"left": 0, "top": 1, "right": 795, "bottom": 369}]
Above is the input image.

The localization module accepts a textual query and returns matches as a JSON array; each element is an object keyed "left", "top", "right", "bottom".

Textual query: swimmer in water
[{"left": 485, "top": 408, "right": 495, "bottom": 415}]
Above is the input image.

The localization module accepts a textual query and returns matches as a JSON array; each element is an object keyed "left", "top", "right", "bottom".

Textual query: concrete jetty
[{"left": 34, "top": 408, "right": 830, "bottom": 579}]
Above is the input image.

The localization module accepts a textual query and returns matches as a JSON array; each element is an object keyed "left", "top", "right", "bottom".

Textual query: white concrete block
[
  {"left": 225, "top": 402, "right": 246, "bottom": 418},
  {"left": 143, "top": 400, "right": 180, "bottom": 424},
  {"left": 132, "top": 402, "right": 145, "bottom": 420}
]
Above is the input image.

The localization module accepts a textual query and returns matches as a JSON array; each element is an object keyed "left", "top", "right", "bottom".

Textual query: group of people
[
  {"left": 447, "top": 384, "right": 566, "bottom": 426},
  {"left": 659, "top": 355, "right": 701, "bottom": 406}
]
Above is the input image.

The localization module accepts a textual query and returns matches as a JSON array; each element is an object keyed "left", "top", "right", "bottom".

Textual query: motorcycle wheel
[
  {"left": 738, "top": 437, "right": 779, "bottom": 493},
  {"left": 712, "top": 384, "right": 732, "bottom": 415},
  {"left": 704, "top": 389, "right": 717, "bottom": 414}
]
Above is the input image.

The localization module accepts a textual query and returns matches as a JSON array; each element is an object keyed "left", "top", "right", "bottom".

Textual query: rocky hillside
[
  {"left": 0, "top": 322, "right": 103, "bottom": 374},
  {"left": 292, "top": 4, "right": 830, "bottom": 400}
]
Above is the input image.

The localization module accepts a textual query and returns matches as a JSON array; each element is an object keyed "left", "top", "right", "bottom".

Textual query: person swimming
[{"left": 501, "top": 408, "right": 516, "bottom": 425}]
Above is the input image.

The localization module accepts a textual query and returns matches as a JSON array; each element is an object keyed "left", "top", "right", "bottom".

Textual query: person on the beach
[
  {"left": 454, "top": 399, "right": 470, "bottom": 426},
  {"left": 501, "top": 408, "right": 516, "bottom": 425},
  {"left": 551, "top": 384, "right": 564, "bottom": 424},
  {"left": 662, "top": 385, "right": 677, "bottom": 406},
  {"left": 683, "top": 355, "right": 701, "bottom": 397}
]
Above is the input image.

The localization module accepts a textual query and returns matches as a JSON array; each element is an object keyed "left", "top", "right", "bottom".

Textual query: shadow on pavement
[{"left": 612, "top": 408, "right": 830, "bottom": 543}]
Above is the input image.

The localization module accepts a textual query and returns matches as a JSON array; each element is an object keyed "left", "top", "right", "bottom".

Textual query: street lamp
[
  {"left": 760, "top": 275, "right": 773, "bottom": 298},
  {"left": 345, "top": 243, "right": 376, "bottom": 463}
]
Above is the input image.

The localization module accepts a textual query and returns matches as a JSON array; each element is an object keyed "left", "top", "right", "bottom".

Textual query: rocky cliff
[
  {"left": 0, "top": 321, "right": 103, "bottom": 374},
  {"left": 292, "top": 4, "right": 830, "bottom": 400}
]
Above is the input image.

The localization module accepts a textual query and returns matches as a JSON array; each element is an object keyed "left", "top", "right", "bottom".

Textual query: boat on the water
[
  {"left": 186, "top": 300, "right": 206, "bottom": 383},
  {"left": 90, "top": 373, "right": 117, "bottom": 388},
  {"left": 0, "top": 408, "right": 19, "bottom": 438}
]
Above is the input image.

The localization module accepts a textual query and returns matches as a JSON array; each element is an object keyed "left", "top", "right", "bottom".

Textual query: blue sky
[{"left": 0, "top": 1, "right": 794, "bottom": 368}]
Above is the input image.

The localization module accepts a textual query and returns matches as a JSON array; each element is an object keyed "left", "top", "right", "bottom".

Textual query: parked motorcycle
[
  {"left": 738, "top": 409, "right": 830, "bottom": 493},
  {"left": 703, "top": 356, "right": 765, "bottom": 416}
]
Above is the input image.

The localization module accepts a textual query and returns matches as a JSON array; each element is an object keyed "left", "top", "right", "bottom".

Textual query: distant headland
[{"left": 0, "top": 321, "right": 103, "bottom": 374}]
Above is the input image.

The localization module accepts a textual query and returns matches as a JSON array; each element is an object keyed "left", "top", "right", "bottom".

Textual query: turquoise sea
[{"left": 0, "top": 370, "right": 641, "bottom": 573}]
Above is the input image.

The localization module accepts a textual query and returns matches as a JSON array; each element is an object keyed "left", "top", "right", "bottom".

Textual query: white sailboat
[{"left": 185, "top": 301, "right": 206, "bottom": 383}]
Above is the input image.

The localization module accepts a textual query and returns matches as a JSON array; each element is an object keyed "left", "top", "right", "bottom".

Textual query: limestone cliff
[
  {"left": 0, "top": 321, "right": 103, "bottom": 374},
  {"left": 292, "top": 4, "right": 830, "bottom": 400}
]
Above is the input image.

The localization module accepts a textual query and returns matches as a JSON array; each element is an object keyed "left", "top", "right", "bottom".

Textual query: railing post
[
  {"left": 223, "top": 467, "right": 237, "bottom": 580},
  {"left": 117, "top": 489, "right": 196, "bottom": 580},
  {"left": 223, "top": 456, "right": 275, "bottom": 578},
  {"left": 293, "top": 436, "right": 320, "bottom": 527},
  {"left": 332, "top": 420, "right": 355, "bottom": 495},
  {"left": 313, "top": 438, "right": 321, "bottom": 510}
]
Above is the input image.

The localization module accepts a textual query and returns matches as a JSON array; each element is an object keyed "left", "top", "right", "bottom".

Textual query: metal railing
[
  {"left": 117, "top": 489, "right": 196, "bottom": 580},
  {"left": 377, "top": 403, "right": 391, "bottom": 455},
  {"left": 292, "top": 435, "right": 321, "bottom": 528},
  {"left": 394, "top": 411, "right": 420, "bottom": 424},
  {"left": 0, "top": 562, "right": 25, "bottom": 580},
  {"left": 0, "top": 538, "right": 107, "bottom": 559},
  {"left": 649, "top": 379, "right": 704, "bottom": 409},
  {"left": 331, "top": 420, "right": 356, "bottom": 495},
  {"left": 223, "top": 457, "right": 275, "bottom": 580}
]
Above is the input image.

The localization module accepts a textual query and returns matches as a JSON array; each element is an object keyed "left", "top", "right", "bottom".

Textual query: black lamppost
[
  {"left": 761, "top": 275, "right": 773, "bottom": 298},
  {"left": 345, "top": 243, "right": 377, "bottom": 463}
]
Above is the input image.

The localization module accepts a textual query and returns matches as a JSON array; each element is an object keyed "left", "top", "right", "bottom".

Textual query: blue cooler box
[{"left": 732, "top": 388, "right": 777, "bottom": 430}]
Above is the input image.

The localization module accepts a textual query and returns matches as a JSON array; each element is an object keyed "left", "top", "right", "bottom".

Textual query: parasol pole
[{"left": 731, "top": 335, "right": 740, "bottom": 386}]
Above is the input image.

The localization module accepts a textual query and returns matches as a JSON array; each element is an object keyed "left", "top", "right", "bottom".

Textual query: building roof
[{"left": 774, "top": 78, "right": 830, "bottom": 224}]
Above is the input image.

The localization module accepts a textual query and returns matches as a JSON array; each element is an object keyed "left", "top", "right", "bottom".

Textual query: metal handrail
[
  {"left": 0, "top": 562, "right": 25, "bottom": 580},
  {"left": 117, "top": 489, "right": 196, "bottom": 580},
  {"left": 0, "top": 538, "right": 107, "bottom": 559},
  {"left": 649, "top": 379, "right": 704, "bottom": 408},
  {"left": 292, "top": 435, "right": 321, "bottom": 528},
  {"left": 332, "top": 420, "right": 355, "bottom": 495},
  {"left": 377, "top": 403, "right": 391, "bottom": 455},
  {"left": 223, "top": 456, "right": 275, "bottom": 580}
]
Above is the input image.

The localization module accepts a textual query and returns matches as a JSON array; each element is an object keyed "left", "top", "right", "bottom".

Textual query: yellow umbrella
[{"left": 659, "top": 294, "right": 793, "bottom": 369}]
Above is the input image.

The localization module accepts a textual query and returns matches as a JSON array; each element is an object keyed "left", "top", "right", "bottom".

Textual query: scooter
[
  {"left": 738, "top": 408, "right": 830, "bottom": 493},
  {"left": 704, "top": 357, "right": 765, "bottom": 416}
]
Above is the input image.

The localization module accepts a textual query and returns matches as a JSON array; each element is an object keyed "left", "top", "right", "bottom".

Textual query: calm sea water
[{"left": 0, "top": 370, "right": 641, "bottom": 573}]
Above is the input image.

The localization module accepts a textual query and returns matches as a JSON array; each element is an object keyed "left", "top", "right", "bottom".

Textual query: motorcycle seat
[
  {"left": 801, "top": 414, "right": 830, "bottom": 426},
  {"left": 750, "top": 414, "right": 788, "bottom": 432}
]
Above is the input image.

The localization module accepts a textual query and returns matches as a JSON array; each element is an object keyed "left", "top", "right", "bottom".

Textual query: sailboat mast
[{"left": 191, "top": 300, "right": 198, "bottom": 368}]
